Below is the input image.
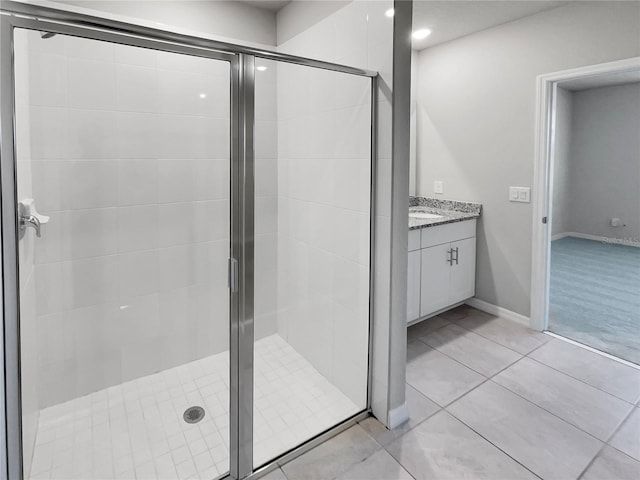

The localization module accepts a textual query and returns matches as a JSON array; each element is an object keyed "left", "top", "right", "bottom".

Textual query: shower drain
[{"left": 183, "top": 406, "right": 205, "bottom": 424}]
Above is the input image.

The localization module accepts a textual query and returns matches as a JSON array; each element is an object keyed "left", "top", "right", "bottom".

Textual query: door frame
[
  {"left": 0, "top": 4, "right": 379, "bottom": 479},
  {"left": 530, "top": 56, "right": 640, "bottom": 331}
]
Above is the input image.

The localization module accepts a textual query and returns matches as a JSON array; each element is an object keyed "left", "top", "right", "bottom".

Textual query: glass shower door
[
  {"left": 12, "top": 28, "right": 233, "bottom": 480},
  {"left": 252, "top": 59, "right": 373, "bottom": 467}
]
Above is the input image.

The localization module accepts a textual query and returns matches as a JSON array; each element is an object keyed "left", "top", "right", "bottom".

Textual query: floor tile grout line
[
  {"left": 413, "top": 334, "right": 524, "bottom": 381},
  {"left": 480, "top": 376, "right": 613, "bottom": 445},
  {"left": 432, "top": 354, "right": 612, "bottom": 474},
  {"left": 543, "top": 331, "right": 640, "bottom": 370},
  {"left": 524, "top": 345, "right": 640, "bottom": 404},
  {"left": 437, "top": 317, "right": 548, "bottom": 357},
  {"left": 441, "top": 404, "right": 543, "bottom": 480},
  {"left": 575, "top": 404, "right": 639, "bottom": 480},
  {"left": 522, "top": 355, "right": 637, "bottom": 407}
]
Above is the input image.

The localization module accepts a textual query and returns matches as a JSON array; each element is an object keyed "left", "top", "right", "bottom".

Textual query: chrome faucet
[{"left": 18, "top": 199, "right": 49, "bottom": 239}]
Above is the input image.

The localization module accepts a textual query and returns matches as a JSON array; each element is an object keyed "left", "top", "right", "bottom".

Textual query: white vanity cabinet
[{"left": 407, "top": 219, "right": 477, "bottom": 323}]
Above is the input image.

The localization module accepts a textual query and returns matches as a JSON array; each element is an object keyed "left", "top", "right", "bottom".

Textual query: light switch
[
  {"left": 509, "top": 186, "right": 531, "bottom": 203},
  {"left": 434, "top": 180, "right": 444, "bottom": 194}
]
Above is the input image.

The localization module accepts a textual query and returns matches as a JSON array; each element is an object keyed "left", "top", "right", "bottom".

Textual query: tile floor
[
  {"left": 266, "top": 306, "right": 640, "bottom": 480},
  {"left": 28, "top": 334, "right": 358, "bottom": 480}
]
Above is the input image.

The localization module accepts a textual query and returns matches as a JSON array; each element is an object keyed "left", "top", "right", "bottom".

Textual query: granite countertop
[{"left": 409, "top": 196, "right": 482, "bottom": 230}]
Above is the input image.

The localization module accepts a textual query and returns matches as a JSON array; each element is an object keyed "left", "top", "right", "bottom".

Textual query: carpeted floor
[{"left": 548, "top": 236, "right": 640, "bottom": 364}]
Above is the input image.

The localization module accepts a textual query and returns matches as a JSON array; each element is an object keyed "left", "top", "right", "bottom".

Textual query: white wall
[
  {"left": 409, "top": 50, "right": 418, "bottom": 196},
  {"left": 276, "top": 0, "right": 349, "bottom": 45},
  {"left": 414, "top": 1, "right": 640, "bottom": 316},
  {"left": 53, "top": 0, "right": 277, "bottom": 46},
  {"left": 551, "top": 87, "right": 573, "bottom": 237},
  {"left": 565, "top": 82, "right": 640, "bottom": 240}
]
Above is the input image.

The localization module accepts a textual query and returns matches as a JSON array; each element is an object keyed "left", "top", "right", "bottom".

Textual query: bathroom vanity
[{"left": 407, "top": 198, "right": 482, "bottom": 324}]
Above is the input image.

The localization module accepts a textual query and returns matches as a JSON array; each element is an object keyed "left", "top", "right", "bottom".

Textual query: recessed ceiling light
[
  {"left": 199, "top": 93, "right": 207, "bottom": 99},
  {"left": 412, "top": 28, "right": 432, "bottom": 40},
  {"left": 256, "top": 66, "right": 267, "bottom": 71},
  {"left": 385, "top": 8, "right": 394, "bottom": 18}
]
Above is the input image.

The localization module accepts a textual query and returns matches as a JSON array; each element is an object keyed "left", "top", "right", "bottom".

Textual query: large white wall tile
[
  {"left": 29, "top": 107, "right": 68, "bottom": 159},
  {"left": 28, "top": 53, "right": 68, "bottom": 107},
  {"left": 64, "top": 256, "right": 119, "bottom": 309},
  {"left": 117, "top": 160, "right": 158, "bottom": 206},
  {"left": 118, "top": 250, "right": 159, "bottom": 300},
  {"left": 157, "top": 115, "right": 229, "bottom": 159},
  {"left": 332, "top": 158, "right": 371, "bottom": 212},
  {"left": 157, "top": 71, "right": 229, "bottom": 117},
  {"left": 115, "top": 64, "right": 158, "bottom": 113},
  {"left": 115, "top": 112, "right": 160, "bottom": 158},
  {"left": 117, "top": 205, "right": 159, "bottom": 253},
  {"left": 35, "top": 262, "right": 65, "bottom": 315},
  {"left": 68, "top": 58, "right": 116, "bottom": 110},
  {"left": 62, "top": 208, "right": 118, "bottom": 260},
  {"left": 61, "top": 161, "right": 118, "bottom": 209},
  {"left": 31, "top": 161, "right": 62, "bottom": 212},
  {"left": 67, "top": 109, "right": 118, "bottom": 159}
]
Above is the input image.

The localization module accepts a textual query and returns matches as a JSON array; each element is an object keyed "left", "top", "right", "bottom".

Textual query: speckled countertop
[{"left": 409, "top": 196, "right": 482, "bottom": 230}]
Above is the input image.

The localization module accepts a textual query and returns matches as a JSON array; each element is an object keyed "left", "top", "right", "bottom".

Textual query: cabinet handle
[
  {"left": 447, "top": 249, "right": 453, "bottom": 265},
  {"left": 453, "top": 247, "right": 459, "bottom": 265}
]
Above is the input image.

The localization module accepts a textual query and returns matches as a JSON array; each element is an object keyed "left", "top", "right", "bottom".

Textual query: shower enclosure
[{"left": 0, "top": 4, "right": 376, "bottom": 480}]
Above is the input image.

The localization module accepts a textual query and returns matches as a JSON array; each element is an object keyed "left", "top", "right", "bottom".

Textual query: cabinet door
[
  {"left": 420, "top": 243, "right": 452, "bottom": 317},
  {"left": 407, "top": 250, "right": 421, "bottom": 322},
  {"left": 449, "top": 237, "right": 476, "bottom": 304}
]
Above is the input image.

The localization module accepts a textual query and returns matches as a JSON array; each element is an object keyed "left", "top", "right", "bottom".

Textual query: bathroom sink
[{"left": 409, "top": 212, "right": 444, "bottom": 220}]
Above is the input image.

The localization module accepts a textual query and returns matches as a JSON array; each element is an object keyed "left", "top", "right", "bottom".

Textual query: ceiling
[
  {"left": 412, "top": 0, "right": 569, "bottom": 50},
  {"left": 560, "top": 70, "right": 640, "bottom": 91},
  {"left": 241, "top": 0, "right": 291, "bottom": 12}
]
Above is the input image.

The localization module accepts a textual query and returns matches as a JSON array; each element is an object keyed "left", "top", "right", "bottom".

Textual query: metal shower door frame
[{"left": 0, "top": 4, "right": 378, "bottom": 479}]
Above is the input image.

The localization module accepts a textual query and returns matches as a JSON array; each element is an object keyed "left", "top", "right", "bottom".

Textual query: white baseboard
[
  {"left": 552, "top": 232, "right": 640, "bottom": 247},
  {"left": 465, "top": 298, "right": 530, "bottom": 327},
  {"left": 387, "top": 402, "right": 410, "bottom": 430}
]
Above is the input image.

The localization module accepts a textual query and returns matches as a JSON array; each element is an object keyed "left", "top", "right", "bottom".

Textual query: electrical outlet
[
  {"left": 434, "top": 180, "right": 444, "bottom": 194},
  {"left": 509, "top": 186, "right": 530, "bottom": 203}
]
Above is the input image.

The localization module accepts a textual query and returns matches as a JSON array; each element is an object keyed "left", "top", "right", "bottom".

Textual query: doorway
[
  {"left": 531, "top": 57, "right": 640, "bottom": 364},
  {"left": 0, "top": 9, "right": 376, "bottom": 480}
]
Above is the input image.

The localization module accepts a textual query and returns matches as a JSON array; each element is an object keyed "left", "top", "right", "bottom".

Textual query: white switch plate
[
  {"left": 434, "top": 180, "right": 444, "bottom": 194},
  {"left": 509, "top": 186, "right": 531, "bottom": 203}
]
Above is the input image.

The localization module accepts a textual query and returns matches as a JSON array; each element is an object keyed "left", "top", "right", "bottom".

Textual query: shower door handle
[{"left": 228, "top": 258, "right": 239, "bottom": 293}]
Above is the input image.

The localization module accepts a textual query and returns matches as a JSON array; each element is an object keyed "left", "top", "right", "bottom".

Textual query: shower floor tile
[{"left": 28, "top": 334, "right": 359, "bottom": 480}]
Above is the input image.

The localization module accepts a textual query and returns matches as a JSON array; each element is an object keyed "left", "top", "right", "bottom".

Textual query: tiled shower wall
[
  {"left": 17, "top": 30, "right": 276, "bottom": 409},
  {"left": 274, "top": 1, "right": 375, "bottom": 407}
]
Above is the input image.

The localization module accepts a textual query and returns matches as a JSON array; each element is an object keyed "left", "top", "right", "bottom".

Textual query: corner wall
[
  {"left": 415, "top": 1, "right": 640, "bottom": 316},
  {"left": 566, "top": 83, "right": 640, "bottom": 240}
]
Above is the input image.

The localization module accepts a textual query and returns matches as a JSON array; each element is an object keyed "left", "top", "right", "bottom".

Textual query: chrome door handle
[
  {"left": 447, "top": 249, "right": 453, "bottom": 265},
  {"left": 453, "top": 247, "right": 459, "bottom": 265}
]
